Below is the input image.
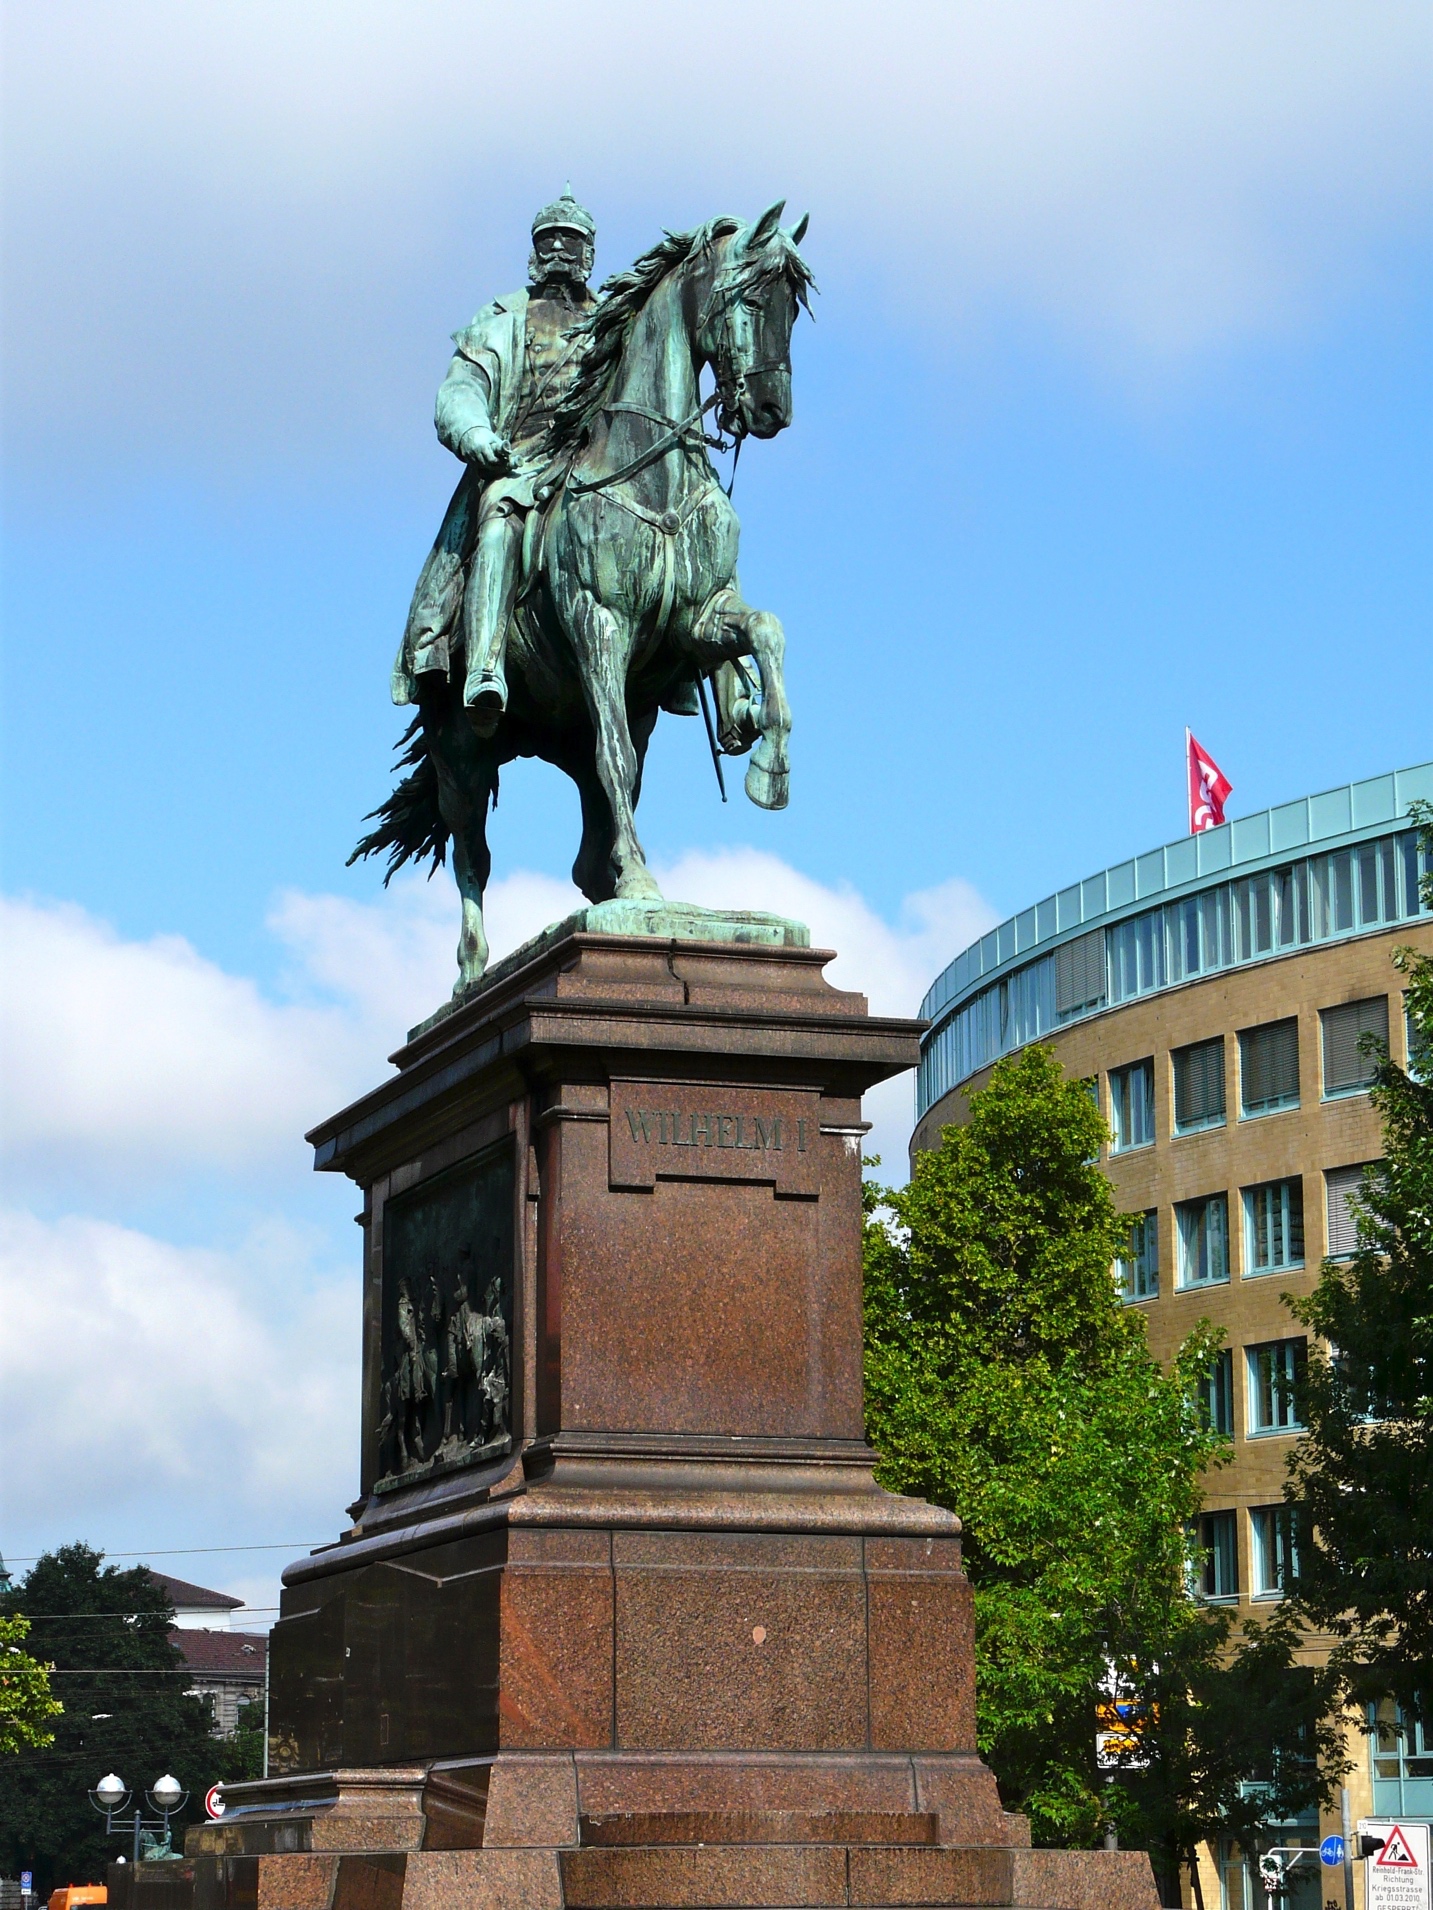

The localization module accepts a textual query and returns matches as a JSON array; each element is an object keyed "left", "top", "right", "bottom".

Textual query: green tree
[
  {"left": 1287, "top": 800, "right": 1433, "bottom": 1729},
  {"left": 0, "top": 1615, "right": 63, "bottom": 1755},
  {"left": 0, "top": 1547, "right": 228, "bottom": 1894},
  {"left": 864, "top": 1046, "right": 1340, "bottom": 1902},
  {"left": 215, "top": 1699, "right": 265, "bottom": 1786}
]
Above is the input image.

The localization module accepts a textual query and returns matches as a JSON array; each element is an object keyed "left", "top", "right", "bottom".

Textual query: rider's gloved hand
[{"left": 461, "top": 427, "right": 513, "bottom": 476}]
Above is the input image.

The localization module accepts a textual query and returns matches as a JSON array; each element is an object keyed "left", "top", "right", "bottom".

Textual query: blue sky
[{"left": 2, "top": 2, "right": 1429, "bottom": 1614}]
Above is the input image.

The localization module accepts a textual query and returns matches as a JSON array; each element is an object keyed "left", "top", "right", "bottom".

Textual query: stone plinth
[{"left": 191, "top": 932, "right": 1157, "bottom": 1910}]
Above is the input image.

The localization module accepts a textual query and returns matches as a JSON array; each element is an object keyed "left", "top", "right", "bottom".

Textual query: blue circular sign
[{"left": 1320, "top": 1834, "right": 1345, "bottom": 1866}]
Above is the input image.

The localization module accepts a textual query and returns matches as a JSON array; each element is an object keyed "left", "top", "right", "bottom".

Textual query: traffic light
[{"left": 1359, "top": 1834, "right": 1388, "bottom": 1859}]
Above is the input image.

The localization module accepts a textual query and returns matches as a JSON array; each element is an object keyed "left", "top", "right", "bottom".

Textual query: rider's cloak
[{"left": 391, "top": 291, "right": 532, "bottom": 706}]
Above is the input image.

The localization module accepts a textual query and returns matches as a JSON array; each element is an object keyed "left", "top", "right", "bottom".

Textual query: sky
[{"left": 2, "top": 2, "right": 1429, "bottom": 1623}]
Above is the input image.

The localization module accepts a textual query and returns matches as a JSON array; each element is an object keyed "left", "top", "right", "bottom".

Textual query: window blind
[
  {"left": 1055, "top": 928, "right": 1106, "bottom": 1016},
  {"left": 1326, "top": 1162, "right": 1375, "bottom": 1256},
  {"left": 1174, "top": 1037, "right": 1225, "bottom": 1130},
  {"left": 1240, "top": 1018, "right": 1300, "bottom": 1114},
  {"left": 1321, "top": 996, "right": 1389, "bottom": 1096},
  {"left": 1200, "top": 1510, "right": 1238, "bottom": 1599}
]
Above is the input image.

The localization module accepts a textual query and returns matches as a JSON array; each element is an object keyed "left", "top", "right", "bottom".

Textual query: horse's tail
[{"left": 348, "top": 716, "right": 450, "bottom": 881}]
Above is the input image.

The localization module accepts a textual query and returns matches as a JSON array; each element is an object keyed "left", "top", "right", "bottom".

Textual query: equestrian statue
[{"left": 352, "top": 189, "right": 814, "bottom": 989}]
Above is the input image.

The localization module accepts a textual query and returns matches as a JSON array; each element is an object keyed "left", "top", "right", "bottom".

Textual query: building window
[
  {"left": 1172, "top": 1036, "right": 1225, "bottom": 1134},
  {"left": 1325, "top": 1162, "right": 1378, "bottom": 1258},
  {"left": 1118, "top": 1210, "right": 1159, "bottom": 1302},
  {"left": 1198, "top": 1348, "right": 1234, "bottom": 1435},
  {"left": 1372, "top": 1700, "right": 1433, "bottom": 1805},
  {"left": 1239, "top": 1018, "right": 1300, "bottom": 1117},
  {"left": 1055, "top": 928, "right": 1106, "bottom": 1019},
  {"left": 917, "top": 826, "right": 1432, "bottom": 1126},
  {"left": 1411, "top": 996, "right": 1431, "bottom": 1086},
  {"left": 1110, "top": 1059, "right": 1155, "bottom": 1152},
  {"left": 1177, "top": 1194, "right": 1229, "bottom": 1287},
  {"left": 1197, "top": 1510, "right": 1238, "bottom": 1600},
  {"left": 1250, "top": 1505, "right": 1301, "bottom": 1597},
  {"left": 1109, "top": 911, "right": 1166, "bottom": 1003},
  {"left": 1247, "top": 1338, "right": 1306, "bottom": 1434},
  {"left": 1401, "top": 829, "right": 1431, "bottom": 919},
  {"left": 1244, "top": 1178, "right": 1305, "bottom": 1275},
  {"left": 1321, "top": 995, "right": 1389, "bottom": 1098}
]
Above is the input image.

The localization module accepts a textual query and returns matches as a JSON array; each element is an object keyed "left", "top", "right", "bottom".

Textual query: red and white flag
[{"left": 1187, "top": 730, "right": 1232, "bottom": 833}]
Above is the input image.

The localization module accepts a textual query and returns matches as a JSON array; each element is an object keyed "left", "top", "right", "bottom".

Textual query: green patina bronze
[{"left": 352, "top": 192, "right": 814, "bottom": 991}]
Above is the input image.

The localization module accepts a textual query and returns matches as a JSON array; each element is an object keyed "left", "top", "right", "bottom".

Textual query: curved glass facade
[{"left": 917, "top": 763, "right": 1433, "bottom": 1120}]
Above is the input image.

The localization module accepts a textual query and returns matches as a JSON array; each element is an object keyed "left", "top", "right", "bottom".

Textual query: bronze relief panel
[{"left": 377, "top": 1143, "right": 515, "bottom": 1489}]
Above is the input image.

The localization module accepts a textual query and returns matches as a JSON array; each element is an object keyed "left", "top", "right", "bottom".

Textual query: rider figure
[{"left": 397, "top": 189, "right": 598, "bottom": 735}]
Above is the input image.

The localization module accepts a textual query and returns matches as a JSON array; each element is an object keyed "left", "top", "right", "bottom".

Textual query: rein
[
  {"left": 565, "top": 391, "right": 724, "bottom": 498},
  {"left": 563, "top": 254, "right": 791, "bottom": 503}
]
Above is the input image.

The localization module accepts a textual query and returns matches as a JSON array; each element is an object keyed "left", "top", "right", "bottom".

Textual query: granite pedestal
[{"left": 190, "top": 928, "right": 1156, "bottom": 1910}]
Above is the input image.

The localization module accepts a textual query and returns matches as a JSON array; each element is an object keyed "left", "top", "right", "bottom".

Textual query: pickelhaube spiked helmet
[{"left": 531, "top": 185, "right": 596, "bottom": 241}]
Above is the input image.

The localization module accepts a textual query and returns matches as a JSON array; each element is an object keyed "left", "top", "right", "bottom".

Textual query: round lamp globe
[
  {"left": 96, "top": 1774, "right": 127, "bottom": 1809},
  {"left": 151, "top": 1775, "right": 182, "bottom": 1810}
]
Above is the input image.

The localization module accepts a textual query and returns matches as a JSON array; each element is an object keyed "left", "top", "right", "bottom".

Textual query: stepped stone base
[
  {"left": 186, "top": 934, "right": 1158, "bottom": 1910},
  {"left": 192, "top": 1756, "right": 1156, "bottom": 1909}
]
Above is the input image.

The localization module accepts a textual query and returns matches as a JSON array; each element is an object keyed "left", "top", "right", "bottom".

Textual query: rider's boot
[{"left": 462, "top": 510, "right": 522, "bottom": 737}]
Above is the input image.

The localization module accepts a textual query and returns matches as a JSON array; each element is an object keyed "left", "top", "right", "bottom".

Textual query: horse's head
[{"left": 704, "top": 201, "right": 814, "bottom": 441}]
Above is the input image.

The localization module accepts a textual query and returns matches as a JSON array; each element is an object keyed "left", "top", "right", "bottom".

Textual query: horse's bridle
[{"left": 564, "top": 264, "right": 791, "bottom": 501}]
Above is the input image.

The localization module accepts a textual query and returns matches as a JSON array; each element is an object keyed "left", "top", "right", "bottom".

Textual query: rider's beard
[{"left": 529, "top": 248, "right": 589, "bottom": 297}]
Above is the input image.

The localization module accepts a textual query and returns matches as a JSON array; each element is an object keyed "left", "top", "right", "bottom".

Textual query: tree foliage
[
  {"left": 0, "top": 1547, "right": 229, "bottom": 1893},
  {"left": 0, "top": 1615, "right": 63, "bottom": 1756},
  {"left": 1287, "top": 799, "right": 1433, "bottom": 1726},
  {"left": 864, "top": 1046, "right": 1342, "bottom": 1895}
]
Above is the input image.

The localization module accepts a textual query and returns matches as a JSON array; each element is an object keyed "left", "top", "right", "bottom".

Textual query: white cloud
[
  {"left": 0, "top": 856, "right": 990, "bottom": 1575},
  {"left": 0, "top": 895, "right": 353, "bottom": 1185},
  {"left": 2, "top": 854, "right": 979, "bottom": 1197},
  {"left": 656, "top": 846, "right": 993, "bottom": 1018},
  {"left": 655, "top": 848, "right": 997, "bottom": 1173},
  {"left": 0, "top": 1208, "right": 357, "bottom": 1542},
  {"left": 266, "top": 867, "right": 580, "bottom": 1033},
  {"left": 0, "top": 873, "right": 580, "bottom": 1196},
  {"left": 3, "top": 1, "right": 1428, "bottom": 475}
]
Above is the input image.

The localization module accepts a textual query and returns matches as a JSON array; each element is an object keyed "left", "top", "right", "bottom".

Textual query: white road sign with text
[{"left": 1360, "top": 1819, "right": 1431, "bottom": 1910}]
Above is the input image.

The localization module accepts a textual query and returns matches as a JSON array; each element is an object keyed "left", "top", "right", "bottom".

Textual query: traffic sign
[
  {"left": 1321, "top": 1834, "right": 1346, "bottom": 1866},
  {"left": 204, "top": 1785, "right": 226, "bottom": 1820},
  {"left": 1359, "top": 1819, "right": 1430, "bottom": 1910},
  {"left": 19, "top": 1873, "right": 32, "bottom": 1892}
]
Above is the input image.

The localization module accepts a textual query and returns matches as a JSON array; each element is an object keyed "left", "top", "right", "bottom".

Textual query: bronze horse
[{"left": 354, "top": 203, "right": 813, "bottom": 988}]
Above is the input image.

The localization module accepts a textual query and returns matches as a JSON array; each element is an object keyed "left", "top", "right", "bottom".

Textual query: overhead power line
[
  {"left": 4, "top": 1542, "right": 321, "bottom": 1564},
  {"left": 45, "top": 1668, "right": 256, "bottom": 1677},
  {"left": 14, "top": 1609, "right": 281, "bottom": 1620}
]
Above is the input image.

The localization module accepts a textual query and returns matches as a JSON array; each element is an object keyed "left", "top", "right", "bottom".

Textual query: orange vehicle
[{"left": 47, "top": 1888, "right": 107, "bottom": 1910}]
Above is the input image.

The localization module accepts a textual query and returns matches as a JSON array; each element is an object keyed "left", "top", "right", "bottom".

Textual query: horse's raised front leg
[
  {"left": 566, "top": 590, "right": 662, "bottom": 901},
  {"left": 739, "top": 608, "right": 791, "bottom": 810},
  {"left": 683, "top": 592, "right": 791, "bottom": 811}
]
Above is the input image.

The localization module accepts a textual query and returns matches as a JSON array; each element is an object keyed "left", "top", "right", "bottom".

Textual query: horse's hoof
[
  {"left": 615, "top": 868, "right": 664, "bottom": 901},
  {"left": 745, "top": 759, "right": 789, "bottom": 810}
]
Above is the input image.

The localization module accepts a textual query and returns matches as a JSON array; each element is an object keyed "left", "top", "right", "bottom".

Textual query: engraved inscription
[
  {"left": 624, "top": 1107, "right": 811, "bottom": 1155},
  {"left": 610, "top": 1082, "right": 820, "bottom": 1196}
]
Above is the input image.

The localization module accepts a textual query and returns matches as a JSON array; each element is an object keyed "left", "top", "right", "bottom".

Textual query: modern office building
[{"left": 911, "top": 760, "right": 1433, "bottom": 1906}]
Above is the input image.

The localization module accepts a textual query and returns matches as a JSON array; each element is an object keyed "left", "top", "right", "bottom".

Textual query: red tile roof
[
  {"left": 149, "top": 1571, "right": 242, "bottom": 1611},
  {"left": 170, "top": 1630, "right": 267, "bottom": 1677}
]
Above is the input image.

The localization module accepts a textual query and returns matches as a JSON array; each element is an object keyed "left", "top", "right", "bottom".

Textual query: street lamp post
[{"left": 89, "top": 1774, "right": 189, "bottom": 1863}]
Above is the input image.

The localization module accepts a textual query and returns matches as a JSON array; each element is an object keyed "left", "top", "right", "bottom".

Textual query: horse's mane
[{"left": 547, "top": 214, "right": 813, "bottom": 456}]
